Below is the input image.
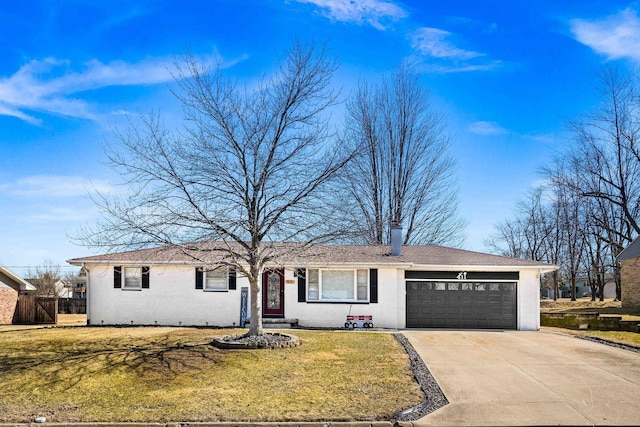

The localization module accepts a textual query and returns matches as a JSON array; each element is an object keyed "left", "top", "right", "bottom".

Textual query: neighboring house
[
  {"left": 617, "top": 237, "right": 640, "bottom": 308},
  {"left": 60, "top": 276, "right": 87, "bottom": 299},
  {"left": 0, "top": 265, "right": 37, "bottom": 324},
  {"left": 25, "top": 277, "right": 71, "bottom": 298},
  {"left": 68, "top": 238, "right": 555, "bottom": 331},
  {"left": 541, "top": 276, "right": 616, "bottom": 300}
]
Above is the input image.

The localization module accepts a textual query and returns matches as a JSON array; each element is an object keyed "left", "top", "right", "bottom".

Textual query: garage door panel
[{"left": 406, "top": 281, "right": 517, "bottom": 329}]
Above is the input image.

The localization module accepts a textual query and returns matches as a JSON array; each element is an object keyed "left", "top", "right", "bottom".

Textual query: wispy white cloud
[
  {"left": 468, "top": 121, "right": 509, "bottom": 136},
  {"left": 570, "top": 7, "right": 640, "bottom": 61},
  {"left": 411, "top": 27, "right": 482, "bottom": 60},
  {"left": 20, "top": 206, "right": 96, "bottom": 223},
  {"left": 0, "top": 51, "right": 235, "bottom": 125},
  {"left": 0, "top": 175, "right": 116, "bottom": 198},
  {"left": 296, "top": 0, "right": 407, "bottom": 30},
  {"left": 417, "top": 61, "right": 503, "bottom": 74},
  {"left": 0, "top": 57, "right": 172, "bottom": 123},
  {"left": 408, "top": 26, "right": 502, "bottom": 73}
]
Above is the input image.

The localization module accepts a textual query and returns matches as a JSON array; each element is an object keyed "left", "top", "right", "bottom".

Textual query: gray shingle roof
[
  {"left": 67, "top": 242, "right": 555, "bottom": 270},
  {"left": 617, "top": 236, "right": 640, "bottom": 262}
]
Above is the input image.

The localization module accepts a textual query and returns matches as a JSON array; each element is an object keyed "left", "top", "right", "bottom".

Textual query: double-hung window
[
  {"left": 196, "top": 267, "right": 236, "bottom": 291},
  {"left": 306, "top": 268, "right": 369, "bottom": 302},
  {"left": 114, "top": 266, "right": 150, "bottom": 290},
  {"left": 123, "top": 267, "right": 141, "bottom": 289},
  {"left": 205, "top": 268, "right": 228, "bottom": 291}
]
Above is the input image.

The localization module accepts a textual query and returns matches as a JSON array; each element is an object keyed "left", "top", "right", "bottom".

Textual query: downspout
[
  {"left": 537, "top": 268, "right": 543, "bottom": 331},
  {"left": 82, "top": 263, "right": 90, "bottom": 326}
]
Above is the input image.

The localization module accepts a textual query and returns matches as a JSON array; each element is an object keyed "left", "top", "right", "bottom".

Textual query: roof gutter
[{"left": 68, "top": 258, "right": 558, "bottom": 273}]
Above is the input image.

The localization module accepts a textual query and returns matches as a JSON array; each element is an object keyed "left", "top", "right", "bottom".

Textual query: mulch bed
[{"left": 212, "top": 332, "right": 300, "bottom": 349}]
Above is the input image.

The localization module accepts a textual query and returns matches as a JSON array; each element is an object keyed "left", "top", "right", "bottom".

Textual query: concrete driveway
[{"left": 402, "top": 330, "right": 640, "bottom": 426}]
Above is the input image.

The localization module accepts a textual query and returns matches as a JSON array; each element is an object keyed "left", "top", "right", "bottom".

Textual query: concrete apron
[{"left": 402, "top": 330, "right": 640, "bottom": 426}]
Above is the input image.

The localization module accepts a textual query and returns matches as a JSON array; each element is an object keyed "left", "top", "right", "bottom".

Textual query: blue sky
[{"left": 0, "top": 0, "right": 638, "bottom": 276}]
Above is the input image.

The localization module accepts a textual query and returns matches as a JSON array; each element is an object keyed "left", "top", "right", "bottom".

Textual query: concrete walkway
[{"left": 402, "top": 330, "right": 640, "bottom": 426}]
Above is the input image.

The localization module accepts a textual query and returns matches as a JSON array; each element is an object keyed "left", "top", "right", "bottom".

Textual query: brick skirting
[
  {"left": 621, "top": 258, "right": 640, "bottom": 308},
  {"left": 0, "top": 287, "right": 18, "bottom": 324}
]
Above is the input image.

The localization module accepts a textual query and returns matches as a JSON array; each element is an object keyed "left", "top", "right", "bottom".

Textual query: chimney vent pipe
[{"left": 391, "top": 222, "right": 402, "bottom": 256}]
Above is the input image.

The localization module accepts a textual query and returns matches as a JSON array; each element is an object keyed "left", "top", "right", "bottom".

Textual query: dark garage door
[{"left": 406, "top": 282, "right": 517, "bottom": 329}]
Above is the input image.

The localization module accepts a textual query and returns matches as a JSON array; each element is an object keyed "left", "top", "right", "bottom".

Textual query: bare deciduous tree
[
  {"left": 569, "top": 66, "right": 640, "bottom": 243},
  {"left": 26, "top": 260, "right": 64, "bottom": 298},
  {"left": 78, "top": 42, "right": 353, "bottom": 336},
  {"left": 338, "top": 64, "right": 465, "bottom": 246},
  {"left": 483, "top": 217, "right": 526, "bottom": 259},
  {"left": 487, "top": 67, "right": 640, "bottom": 302}
]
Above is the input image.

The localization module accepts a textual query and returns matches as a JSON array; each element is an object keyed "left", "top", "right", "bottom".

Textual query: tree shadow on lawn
[{"left": 0, "top": 335, "right": 226, "bottom": 392}]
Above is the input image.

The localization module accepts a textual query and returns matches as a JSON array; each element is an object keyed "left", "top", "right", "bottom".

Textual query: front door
[{"left": 262, "top": 269, "right": 284, "bottom": 318}]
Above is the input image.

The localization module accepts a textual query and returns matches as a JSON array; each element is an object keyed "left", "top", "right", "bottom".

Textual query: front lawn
[{"left": 0, "top": 327, "right": 423, "bottom": 423}]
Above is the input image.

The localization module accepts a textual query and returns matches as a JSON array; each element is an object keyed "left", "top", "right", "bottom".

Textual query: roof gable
[{"left": 0, "top": 265, "right": 37, "bottom": 292}]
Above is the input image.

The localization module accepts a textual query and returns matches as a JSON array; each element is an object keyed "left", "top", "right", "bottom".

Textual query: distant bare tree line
[{"left": 485, "top": 66, "right": 640, "bottom": 301}]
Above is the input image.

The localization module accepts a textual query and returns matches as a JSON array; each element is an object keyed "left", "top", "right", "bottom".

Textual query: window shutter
[
  {"left": 369, "top": 269, "right": 378, "bottom": 303},
  {"left": 114, "top": 266, "right": 122, "bottom": 288},
  {"left": 297, "top": 268, "right": 306, "bottom": 302},
  {"left": 142, "top": 266, "right": 150, "bottom": 289},
  {"left": 228, "top": 268, "right": 237, "bottom": 290},
  {"left": 195, "top": 267, "right": 203, "bottom": 289}
]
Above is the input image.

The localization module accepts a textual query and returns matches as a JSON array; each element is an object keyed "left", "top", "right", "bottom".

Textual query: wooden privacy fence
[
  {"left": 13, "top": 295, "right": 58, "bottom": 325},
  {"left": 58, "top": 298, "right": 86, "bottom": 314}
]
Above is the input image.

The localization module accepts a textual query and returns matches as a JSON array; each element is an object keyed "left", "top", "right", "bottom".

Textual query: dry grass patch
[
  {"left": 545, "top": 327, "right": 640, "bottom": 348},
  {"left": 540, "top": 299, "right": 640, "bottom": 320},
  {"left": 0, "top": 327, "right": 422, "bottom": 423},
  {"left": 540, "top": 298, "right": 621, "bottom": 312},
  {"left": 57, "top": 314, "right": 87, "bottom": 326}
]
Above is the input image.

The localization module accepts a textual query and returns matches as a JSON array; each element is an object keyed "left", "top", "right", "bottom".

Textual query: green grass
[{"left": 0, "top": 327, "right": 423, "bottom": 423}]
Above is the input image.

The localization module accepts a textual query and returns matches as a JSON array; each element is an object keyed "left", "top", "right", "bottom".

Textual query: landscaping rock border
[
  {"left": 391, "top": 333, "right": 448, "bottom": 423},
  {"left": 212, "top": 332, "right": 300, "bottom": 349},
  {"left": 576, "top": 335, "right": 640, "bottom": 354}
]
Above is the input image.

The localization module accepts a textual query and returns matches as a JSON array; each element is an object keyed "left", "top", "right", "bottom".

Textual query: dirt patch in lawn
[
  {"left": 0, "top": 327, "right": 423, "bottom": 423},
  {"left": 57, "top": 314, "right": 87, "bottom": 326}
]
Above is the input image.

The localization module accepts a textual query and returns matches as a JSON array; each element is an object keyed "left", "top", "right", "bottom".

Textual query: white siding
[
  {"left": 86, "top": 264, "right": 543, "bottom": 330},
  {"left": 517, "top": 268, "right": 541, "bottom": 331},
  {"left": 396, "top": 268, "right": 407, "bottom": 329},
  {"left": 87, "top": 265, "right": 245, "bottom": 326},
  {"left": 285, "top": 268, "right": 402, "bottom": 329}
]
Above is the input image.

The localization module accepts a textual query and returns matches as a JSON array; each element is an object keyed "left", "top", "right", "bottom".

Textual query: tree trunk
[{"left": 248, "top": 275, "right": 263, "bottom": 336}]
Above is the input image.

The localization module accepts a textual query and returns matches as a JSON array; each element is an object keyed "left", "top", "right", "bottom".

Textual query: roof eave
[
  {"left": 408, "top": 263, "right": 558, "bottom": 272},
  {"left": 69, "top": 258, "right": 557, "bottom": 273},
  {"left": 0, "top": 265, "right": 37, "bottom": 291}
]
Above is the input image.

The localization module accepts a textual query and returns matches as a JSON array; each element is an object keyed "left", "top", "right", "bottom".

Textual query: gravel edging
[
  {"left": 391, "top": 333, "right": 448, "bottom": 423},
  {"left": 575, "top": 335, "right": 640, "bottom": 354}
]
